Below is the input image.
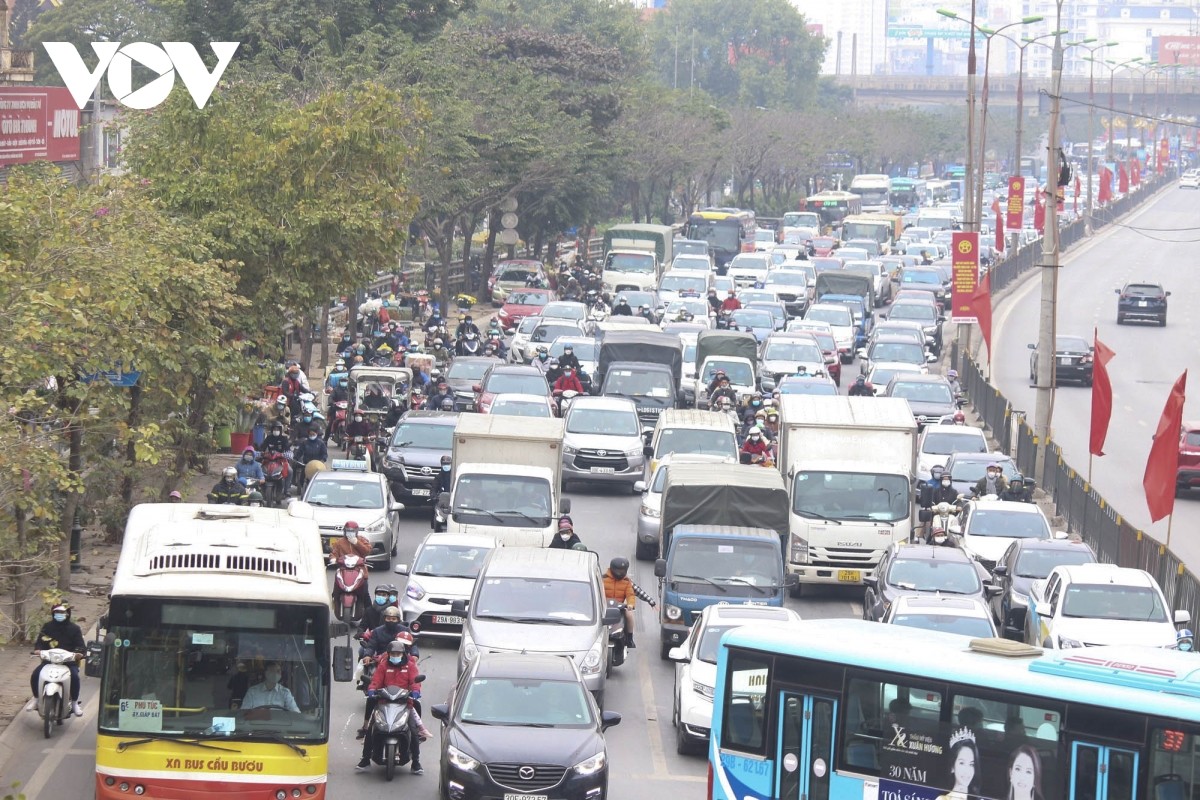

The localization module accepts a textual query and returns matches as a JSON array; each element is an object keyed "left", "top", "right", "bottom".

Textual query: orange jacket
[
  {"left": 603, "top": 571, "right": 636, "bottom": 607},
  {"left": 329, "top": 534, "right": 371, "bottom": 563}
]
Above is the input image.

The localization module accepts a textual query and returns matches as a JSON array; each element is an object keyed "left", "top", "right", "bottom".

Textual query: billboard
[
  {"left": 950, "top": 232, "right": 980, "bottom": 325},
  {"left": 0, "top": 86, "right": 81, "bottom": 166},
  {"left": 1156, "top": 36, "right": 1200, "bottom": 66}
]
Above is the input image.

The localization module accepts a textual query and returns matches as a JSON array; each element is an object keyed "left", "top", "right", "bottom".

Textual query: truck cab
[
  {"left": 602, "top": 224, "right": 674, "bottom": 294},
  {"left": 599, "top": 361, "right": 681, "bottom": 433}
]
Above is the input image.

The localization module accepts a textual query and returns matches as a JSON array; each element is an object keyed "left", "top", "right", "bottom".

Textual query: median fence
[{"left": 955, "top": 169, "right": 1200, "bottom": 626}]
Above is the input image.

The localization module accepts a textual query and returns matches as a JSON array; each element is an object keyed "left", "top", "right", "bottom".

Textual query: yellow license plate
[{"left": 837, "top": 570, "right": 861, "bottom": 583}]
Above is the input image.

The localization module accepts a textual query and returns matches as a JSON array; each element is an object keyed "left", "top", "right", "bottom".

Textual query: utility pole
[
  {"left": 1034, "top": 4, "right": 1065, "bottom": 484},
  {"left": 961, "top": 1, "right": 979, "bottom": 368}
]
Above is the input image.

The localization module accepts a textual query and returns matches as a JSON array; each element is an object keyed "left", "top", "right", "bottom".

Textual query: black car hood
[
  {"left": 447, "top": 378, "right": 477, "bottom": 394},
  {"left": 448, "top": 722, "right": 602, "bottom": 767}
]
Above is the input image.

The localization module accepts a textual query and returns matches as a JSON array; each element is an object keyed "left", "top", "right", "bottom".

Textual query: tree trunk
[
  {"left": 319, "top": 303, "right": 330, "bottom": 370},
  {"left": 437, "top": 219, "right": 454, "bottom": 311},
  {"left": 462, "top": 212, "right": 478, "bottom": 293},
  {"left": 299, "top": 311, "right": 315, "bottom": 371},
  {"left": 532, "top": 226, "right": 544, "bottom": 260},
  {"left": 482, "top": 210, "right": 500, "bottom": 298},
  {"left": 629, "top": 180, "right": 641, "bottom": 223},
  {"left": 11, "top": 504, "right": 27, "bottom": 641},
  {"left": 167, "top": 382, "right": 214, "bottom": 502},
  {"left": 120, "top": 382, "right": 142, "bottom": 508},
  {"left": 59, "top": 422, "right": 82, "bottom": 592}
]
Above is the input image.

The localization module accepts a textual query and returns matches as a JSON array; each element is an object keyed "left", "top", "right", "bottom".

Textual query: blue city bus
[{"left": 709, "top": 619, "right": 1200, "bottom": 800}]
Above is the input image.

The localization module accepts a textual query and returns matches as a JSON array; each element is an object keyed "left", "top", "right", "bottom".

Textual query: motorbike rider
[
  {"left": 553, "top": 365, "right": 585, "bottom": 397},
  {"left": 25, "top": 602, "right": 87, "bottom": 716},
  {"left": 611, "top": 297, "right": 633, "bottom": 316},
  {"left": 455, "top": 330, "right": 482, "bottom": 356},
  {"left": 557, "top": 345, "right": 581, "bottom": 372},
  {"left": 337, "top": 332, "right": 356, "bottom": 358},
  {"left": 344, "top": 410, "right": 374, "bottom": 444},
  {"left": 425, "top": 381, "right": 454, "bottom": 411},
  {"left": 922, "top": 470, "right": 960, "bottom": 509},
  {"left": 848, "top": 375, "right": 874, "bottom": 397},
  {"left": 209, "top": 467, "right": 249, "bottom": 504},
  {"left": 431, "top": 455, "right": 453, "bottom": 529},
  {"left": 330, "top": 521, "right": 373, "bottom": 611},
  {"left": 926, "top": 524, "right": 956, "bottom": 547},
  {"left": 740, "top": 427, "right": 773, "bottom": 464},
  {"left": 359, "top": 606, "right": 420, "bottom": 663},
  {"left": 972, "top": 463, "right": 1008, "bottom": 498},
  {"left": 946, "top": 369, "right": 962, "bottom": 398},
  {"left": 637, "top": 304, "right": 655, "bottom": 322},
  {"left": 328, "top": 376, "right": 351, "bottom": 406},
  {"left": 1178, "top": 629, "right": 1195, "bottom": 653},
  {"left": 293, "top": 410, "right": 320, "bottom": 441},
  {"left": 265, "top": 394, "right": 291, "bottom": 429},
  {"left": 235, "top": 447, "right": 265, "bottom": 486},
  {"left": 358, "top": 584, "right": 400, "bottom": 638},
  {"left": 744, "top": 410, "right": 770, "bottom": 442},
  {"left": 485, "top": 332, "right": 507, "bottom": 360},
  {"left": 362, "top": 384, "right": 389, "bottom": 411},
  {"left": 549, "top": 516, "right": 582, "bottom": 549},
  {"left": 742, "top": 392, "right": 766, "bottom": 426},
  {"left": 706, "top": 288, "right": 721, "bottom": 314},
  {"left": 428, "top": 338, "right": 452, "bottom": 366},
  {"left": 544, "top": 358, "right": 564, "bottom": 387},
  {"left": 709, "top": 376, "right": 738, "bottom": 408},
  {"left": 357, "top": 635, "right": 430, "bottom": 773},
  {"left": 719, "top": 290, "right": 742, "bottom": 313},
  {"left": 763, "top": 409, "right": 781, "bottom": 439},
  {"left": 454, "top": 314, "right": 480, "bottom": 340},
  {"left": 293, "top": 429, "right": 328, "bottom": 487},
  {"left": 326, "top": 358, "right": 349, "bottom": 393},
  {"left": 1001, "top": 475, "right": 1034, "bottom": 503},
  {"left": 603, "top": 558, "right": 638, "bottom": 649},
  {"left": 532, "top": 347, "right": 553, "bottom": 376},
  {"left": 280, "top": 362, "right": 312, "bottom": 417}
]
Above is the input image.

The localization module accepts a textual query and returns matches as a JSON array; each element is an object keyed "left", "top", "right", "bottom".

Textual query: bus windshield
[
  {"left": 687, "top": 219, "right": 742, "bottom": 254},
  {"left": 99, "top": 598, "right": 330, "bottom": 741}
]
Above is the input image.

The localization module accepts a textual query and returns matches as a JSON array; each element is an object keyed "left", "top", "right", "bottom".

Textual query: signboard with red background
[
  {"left": 0, "top": 86, "right": 81, "bottom": 166},
  {"left": 1005, "top": 177, "right": 1025, "bottom": 230},
  {"left": 950, "top": 232, "right": 980, "bottom": 324}
]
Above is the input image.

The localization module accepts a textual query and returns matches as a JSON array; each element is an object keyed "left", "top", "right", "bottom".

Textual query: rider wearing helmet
[
  {"left": 707, "top": 287, "right": 721, "bottom": 314},
  {"left": 848, "top": 374, "right": 874, "bottom": 397},
  {"left": 1178, "top": 629, "right": 1195, "bottom": 653},
  {"left": 329, "top": 521, "right": 372, "bottom": 613},
  {"left": 358, "top": 633, "right": 430, "bottom": 774},
  {"left": 208, "top": 467, "right": 248, "bottom": 505},
  {"left": 1001, "top": 474, "right": 1034, "bottom": 503},
  {"left": 972, "top": 463, "right": 1008, "bottom": 498},
  {"left": 266, "top": 393, "right": 292, "bottom": 428},
  {"left": 548, "top": 516, "right": 582, "bottom": 549},
  {"left": 262, "top": 421, "right": 290, "bottom": 454},
  {"left": 26, "top": 602, "right": 86, "bottom": 716},
  {"left": 637, "top": 304, "right": 655, "bottom": 322},
  {"left": 557, "top": 345, "right": 581, "bottom": 372},
  {"left": 720, "top": 290, "right": 741, "bottom": 313},
  {"left": 454, "top": 314, "right": 480, "bottom": 340},
  {"left": 946, "top": 369, "right": 961, "bottom": 398},
  {"left": 603, "top": 558, "right": 638, "bottom": 649},
  {"left": 740, "top": 426, "right": 773, "bottom": 464},
  {"left": 922, "top": 468, "right": 960, "bottom": 509},
  {"left": 358, "top": 583, "right": 400, "bottom": 637},
  {"left": 611, "top": 296, "right": 633, "bottom": 316}
]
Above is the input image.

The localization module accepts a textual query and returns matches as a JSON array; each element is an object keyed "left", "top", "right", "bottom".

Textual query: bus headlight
[{"left": 665, "top": 604, "right": 683, "bottom": 621}]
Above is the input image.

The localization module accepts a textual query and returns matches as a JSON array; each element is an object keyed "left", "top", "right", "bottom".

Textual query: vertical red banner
[
  {"left": 1005, "top": 176, "right": 1025, "bottom": 230},
  {"left": 950, "top": 232, "right": 980, "bottom": 324}
]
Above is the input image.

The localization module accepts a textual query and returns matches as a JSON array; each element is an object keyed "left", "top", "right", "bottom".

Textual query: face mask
[
  {"left": 53, "top": 613, "right": 67, "bottom": 623},
  {"left": 750, "top": 435, "right": 761, "bottom": 441},
  {"left": 389, "top": 656, "right": 405, "bottom": 665},
  {"left": 442, "top": 465, "right": 451, "bottom": 472},
  {"left": 988, "top": 471, "right": 999, "bottom": 478},
  {"left": 265, "top": 671, "right": 281, "bottom": 683},
  {"left": 384, "top": 620, "right": 400, "bottom": 632},
  {"left": 354, "top": 417, "right": 363, "bottom": 423},
  {"left": 933, "top": 535, "right": 947, "bottom": 545},
  {"left": 243, "top": 455, "right": 253, "bottom": 462},
  {"left": 751, "top": 400, "right": 761, "bottom": 407},
  {"left": 1182, "top": 640, "right": 1194, "bottom": 652},
  {"left": 942, "top": 479, "right": 951, "bottom": 487},
  {"left": 308, "top": 434, "right": 317, "bottom": 440},
  {"left": 345, "top": 531, "right": 356, "bottom": 540},
  {"left": 375, "top": 595, "right": 388, "bottom": 605},
  {"left": 560, "top": 532, "right": 572, "bottom": 540}
]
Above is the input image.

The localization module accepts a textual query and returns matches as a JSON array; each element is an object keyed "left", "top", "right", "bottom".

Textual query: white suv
[{"left": 294, "top": 466, "right": 403, "bottom": 567}]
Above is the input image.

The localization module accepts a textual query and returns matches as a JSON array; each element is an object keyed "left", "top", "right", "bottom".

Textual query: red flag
[
  {"left": 1089, "top": 331, "right": 1115, "bottom": 457},
  {"left": 1033, "top": 192, "right": 1045, "bottom": 232},
  {"left": 1143, "top": 370, "right": 1187, "bottom": 523},
  {"left": 995, "top": 205, "right": 1004, "bottom": 252},
  {"left": 971, "top": 271, "right": 993, "bottom": 364},
  {"left": 1129, "top": 157, "right": 1139, "bottom": 186},
  {"left": 1118, "top": 162, "right": 1129, "bottom": 194},
  {"left": 1073, "top": 175, "right": 1080, "bottom": 214},
  {"left": 1099, "top": 167, "right": 1112, "bottom": 203}
]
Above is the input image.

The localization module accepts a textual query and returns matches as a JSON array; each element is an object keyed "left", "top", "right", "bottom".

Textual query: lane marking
[
  {"left": 630, "top": 772, "right": 708, "bottom": 783},
  {"left": 637, "top": 629, "right": 669, "bottom": 777},
  {"left": 20, "top": 699, "right": 95, "bottom": 798}
]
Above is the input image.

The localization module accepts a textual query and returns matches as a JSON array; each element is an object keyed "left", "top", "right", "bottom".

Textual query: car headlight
[
  {"left": 1009, "top": 592, "right": 1029, "bottom": 608},
  {"left": 640, "top": 503, "right": 660, "bottom": 519},
  {"left": 563, "top": 444, "right": 578, "bottom": 455},
  {"left": 365, "top": 518, "right": 387, "bottom": 533},
  {"left": 1058, "top": 636, "right": 1084, "bottom": 649},
  {"left": 461, "top": 632, "right": 478, "bottom": 663},
  {"left": 406, "top": 580, "right": 425, "bottom": 601},
  {"left": 580, "top": 638, "right": 604, "bottom": 675},
  {"left": 573, "top": 751, "right": 607, "bottom": 776},
  {"left": 625, "top": 447, "right": 642, "bottom": 458},
  {"left": 665, "top": 604, "right": 683, "bottom": 621},
  {"left": 384, "top": 454, "right": 404, "bottom": 468},
  {"left": 693, "top": 680, "right": 715, "bottom": 700},
  {"left": 447, "top": 745, "right": 480, "bottom": 771}
]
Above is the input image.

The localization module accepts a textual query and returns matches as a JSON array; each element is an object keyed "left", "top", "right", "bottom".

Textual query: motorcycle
[
  {"left": 607, "top": 601, "right": 630, "bottom": 672},
  {"left": 917, "top": 501, "right": 961, "bottom": 544},
  {"left": 260, "top": 451, "right": 291, "bottom": 507},
  {"left": 457, "top": 333, "right": 481, "bottom": 357},
  {"left": 368, "top": 682, "right": 425, "bottom": 781},
  {"left": 348, "top": 435, "right": 371, "bottom": 462},
  {"left": 432, "top": 495, "right": 449, "bottom": 532},
  {"left": 716, "top": 309, "right": 734, "bottom": 330},
  {"left": 553, "top": 388, "right": 579, "bottom": 417},
  {"left": 333, "top": 554, "right": 368, "bottom": 623},
  {"left": 409, "top": 391, "right": 426, "bottom": 412},
  {"left": 33, "top": 648, "right": 78, "bottom": 739},
  {"left": 329, "top": 400, "right": 350, "bottom": 445}
]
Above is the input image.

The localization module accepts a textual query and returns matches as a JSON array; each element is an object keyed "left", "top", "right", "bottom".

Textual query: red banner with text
[
  {"left": 1005, "top": 177, "right": 1025, "bottom": 230},
  {"left": 950, "top": 232, "right": 980, "bottom": 325}
]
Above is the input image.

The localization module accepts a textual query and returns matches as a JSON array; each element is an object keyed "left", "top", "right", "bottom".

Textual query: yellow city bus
[
  {"left": 803, "top": 191, "right": 862, "bottom": 232},
  {"left": 95, "top": 504, "right": 347, "bottom": 800},
  {"left": 684, "top": 207, "right": 756, "bottom": 271}
]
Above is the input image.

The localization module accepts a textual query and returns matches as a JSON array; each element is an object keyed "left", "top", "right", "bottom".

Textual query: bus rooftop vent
[
  {"left": 148, "top": 552, "right": 221, "bottom": 571},
  {"left": 968, "top": 638, "right": 1043, "bottom": 658},
  {"left": 145, "top": 550, "right": 299, "bottom": 579}
]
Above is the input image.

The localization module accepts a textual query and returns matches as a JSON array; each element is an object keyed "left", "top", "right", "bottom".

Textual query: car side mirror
[
  {"left": 603, "top": 607, "right": 622, "bottom": 625},
  {"left": 472, "top": 384, "right": 482, "bottom": 393},
  {"left": 654, "top": 558, "right": 667, "bottom": 578},
  {"left": 600, "top": 710, "right": 622, "bottom": 731},
  {"left": 634, "top": 480, "right": 647, "bottom": 493},
  {"left": 1166, "top": 291, "right": 1172, "bottom": 297},
  {"left": 856, "top": 348, "right": 867, "bottom": 359},
  {"left": 390, "top": 500, "right": 405, "bottom": 512},
  {"left": 394, "top": 563, "right": 410, "bottom": 575},
  {"left": 559, "top": 498, "right": 571, "bottom": 514},
  {"left": 1033, "top": 601, "right": 1051, "bottom": 618},
  {"left": 451, "top": 599, "right": 469, "bottom": 616},
  {"left": 668, "top": 646, "right": 688, "bottom": 662},
  {"left": 992, "top": 565, "right": 1008, "bottom": 577},
  {"left": 986, "top": 584, "right": 1003, "bottom": 598},
  {"left": 642, "top": 444, "right": 654, "bottom": 457},
  {"left": 926, "top": 352, "right": 937, "bottom": 363},
  {"left": 863, "top": 576, "right": 878, "bottom": 589},
  {"left": 1114, "top": 288, "right": 1121, "bottom": 294},
  {"left": 1176, "top": 610, "right": 1192, "bottom": 625},
  {"left": 437, "top": 491, "right": 451, "bottom": 508},
  {"left": 879, "top": 313, "right": 887, "bottom": 320},
  {"left": 918, "top": 508, "right": 933, "bottom": 522},
  {"left": 1027, "top": 343, "right": 1036, "bottom": 350},
  {"left": 431, "top": 703, "right": 449, "bottom": 723},
  {"left": 784, "top": 573, "right": 799, "bottom": 588}
]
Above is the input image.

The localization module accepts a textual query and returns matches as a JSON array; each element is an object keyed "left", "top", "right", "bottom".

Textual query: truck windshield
[
  {"left": 604, "top": 368, "right": 673, "bottom": 399},
  {"left": 668, "top": 539, "right": 782, "bottom": 596},
  {"left": 654, "top": 428, "right": 736, "bottom": 460},
  {"left": 791, "top": 471, "right": 910, "bottom": 522},
  {"left": 452, "top": 474, "right": 552, "bottom": 527},
  {"left": 660, "top": 274, "right": 707, "bottom": 293},
  {"left": 700, "top": 360, "right": 755, "bottom": 387},
  {"left": 606, "top": 253, "right": 655, "bottom": 273},
  {"left": 782, "top": 212, "right": 820, "bottom": 229}
]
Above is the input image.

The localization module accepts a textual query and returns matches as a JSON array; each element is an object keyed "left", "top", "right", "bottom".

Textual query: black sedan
[
  {"left": 1027, "top": 334, "right": 1093, "bottom": 386},
  {"left": 989, "top": 537, "right": 1096, "bottom": 639},
  {"left": 863, "top": 542, "right": 998, "bottom": 623},
  {"left": 431, "top": 652, "right": 620, "bottom": 800},
  {"left": 1116, "top": 282, "right": 1169, "bottom": 326}
]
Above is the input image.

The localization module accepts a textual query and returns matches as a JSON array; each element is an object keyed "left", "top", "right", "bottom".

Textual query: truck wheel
[
  {"left": 788, "top": 582, "right": 804, "bottom": 599},
  {"left": 660, "top": 642, "right": 672, "bottom": 661},
  {"left": 634, "top": 541, "right": 658, "bottom": 561}
]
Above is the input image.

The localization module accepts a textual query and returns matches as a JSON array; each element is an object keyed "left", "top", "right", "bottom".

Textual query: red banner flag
[
  {"left": 1130, "top": 158, "right": 1140, "bottom": 186},
  {"left": 1033, "top": 192, "right": 1045, "bottom": 232},
  {"left": 1118, "top": 162, "right": 1129, "bottom": 194},
  {"left": 1143, "top": 371, "right": 1187, "bottom": 523},
  {"left": 1089, "top": 332, "right": 1115, "bottom": 457},
  {"left": 972, "top": 271, "right": 993, "bottom": 364},
  {"left": 1099, "top": 167, "right": 1113, "bottom": 204},
  {"left": 1005, "top": 176, "right": 1025, "bottom": 230},
  {"left": 1073, "top": 176, "right": 1080, "bottom": 214},
  {"left": 995, "top": 205, "right": 1004, "bottom": 252}
]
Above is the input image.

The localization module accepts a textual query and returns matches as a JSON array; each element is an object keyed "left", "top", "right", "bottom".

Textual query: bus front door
[
  {"left": 1070, "top": 741, "right": 1138, "bottom": 800},
  {"left": 777, "top": 692, "right": 836, "bottom": 800}
]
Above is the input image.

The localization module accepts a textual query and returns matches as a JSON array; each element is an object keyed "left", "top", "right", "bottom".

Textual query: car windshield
[
  {"left": 655, "top": 428, "right": 736, "bottom": 460},
  {"left": 791, "top": 471, "right": 910, "bottom": 522},
  {"left": 498, "top": 267, "right": 537, "bottom": 283},
  {"left": 491, "top": 398, "right": 551, "bottom": 418},
  {"left": 700, "top": 360, "right": 755, "bottom": 386},
  {"left": 730, "top": 255, "right": 770, "bottom": 271},
  {"left": 843, "top": 264, "right": 879, "bottom": 279},
  {"left": 619, "top": 291, "right": 655, "bottom": 308},
  {"left": 922, "top": 431, "right": 986, "bottom": 456},
  {"left": 697, "top": 624, "right": 740, "bottom": 663},
  {"left": 515, "top": 316, "right": 542, "bottom": 335},
  {"left": 783, "top": 213, "right": 820, "bottom": 229},
  {"left": 505, "top": 292, "right": 550, "bottom": 307},
  {"left": 1061, "top": 584, "right": 1168, "bottom": 622},
  {"left": 607, "top": 253, "right": 655, "bottom": 273},
  {"left": 1014, "top": 547, "right": 1095, "bottom": 579},
  {"left": 675, "top": 240, "right": 708, "bottom": 257},
  {"left": 459, "top": 677, "right": 593, "bottom": 727},
  {"left": 452, "top": 474, "right": 551, "bottom": 528},
  {"left": 812, "top": 237, "right": 837, "bottom": 249},
  {"left": 870, "top": 342, "right": 926, "bottom": 364},
  {"left": 778, "top": 379, "right": 837, "bottom": 395},
  {"left": 531, "top": 325, "right": 578, "bottom": 344},
  {"left": 967, "top": 510, "right": 1049, "bottom": 539},
  {"left": 947, "top": 459, "right": 1015, "bottom": 484},
  {"left": 567, "top": 407, "right": 640, "bottom": 436},
  {"left": 871, "top": 368, "right": 918, "bottom": 387},
  {"left": 542, "top": 305, "right": 585, "bottom": 321},
  {"left": 391, "top": 421, "right": 455, "bottom": 450},
  {"left": 305, "top": 479, "right": 382, "bottom": 508},
  {"left": 889, "top": 304, "right": 937, "bottom": 323},
  {"left": 891, "top": 381, "right": 952, "bottom": 403},
  {"left": 682, "top": 343, "right": 697, "bottom": 364},
  {"left": 1055, "top": 336, "right": 1089, "bottom": 353},
  {"left": 887, "top": 558, "right": 981, "bottom": 594},
  {"left": 604, "top": 368, "right": 672, "bottom": 398},
  {"left": 768, "top": 271, "right": 811, "bottom": 286},
  {"left": 473, "top": 577, "right": 596, "bottom": 624},
  {"left": 486, "top": 373, "right": 548, "bottom": 395},
  {"left": 1185, "top": 431, "right": 1200, "bottom": 447},
  {"left": 414, "top": 544, "right": 492, "bottom": 579},
  {"left": 806, "top": 307, "right": 852, "bottom": 326},
  {"left": 1124, "top": 284, "right": 1163, "bottom": 297},
  {"left": 448, "top": 360, "right": 494, "bottom": 381},
  {"left": 673, "top": 256, "right": 710, "bottom": 271},
  {"left": 764, "top": 341, "right": 824, "bottom": 363},
  {"left": 891, "top": 613, "right": 994, "bottom": 638},
  {"left": 902, "top": 271, "right": 941, "bottom": 286},
  {"left": 668, "top": 539, "right": 783, "bottom": 594}
]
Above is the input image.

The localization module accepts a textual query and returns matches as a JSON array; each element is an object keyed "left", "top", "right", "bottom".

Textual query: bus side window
[{"left": 721, "top": 652, "right": 770, "bottom": 754}]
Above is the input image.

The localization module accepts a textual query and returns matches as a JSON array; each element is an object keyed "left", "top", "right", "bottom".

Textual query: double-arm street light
[
  {"left": 1102, "top": 57, "right": 1144, "bottom": 160},
  {"left": 1074, "top": 41, "right": 1119, "bottom": 230}
]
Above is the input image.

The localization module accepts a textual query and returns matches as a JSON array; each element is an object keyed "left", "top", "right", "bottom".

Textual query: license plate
[
  {"left": 433, "top": 614, "right": 465, "bottom": 626},
  {"left": 410, "top": 488, "right": 431, "bottom": 497},
  {"left": 837, "top": 570, "right": 861, "bottom": 583},
  {"left": 1139, "top": 300, "right": 1148, "bottom": 307},
  {"left": 590, "top": 467, "right": 616, "bottom": 474},
  {"left": 504, "top": 795, "right": 547, "bottom": 800},
  {"left": 1057, "top": 357, "right": 1071, "bottom": 366}
]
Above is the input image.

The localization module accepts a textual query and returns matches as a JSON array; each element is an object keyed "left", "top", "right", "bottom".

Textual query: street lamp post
[
  {"left": 1078, "top": 43, "right": 1119, "bottom": 231},
  {"left": 1104, "top": 57, "right": 1143, "bottom": 161}
]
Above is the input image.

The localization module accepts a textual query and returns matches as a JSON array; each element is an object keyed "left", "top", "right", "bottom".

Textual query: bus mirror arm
[{"left": 329, "top": 621, "right": 351, "bottom": 637}]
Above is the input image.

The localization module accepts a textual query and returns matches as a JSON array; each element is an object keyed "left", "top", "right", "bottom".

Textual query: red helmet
[{"left": 344, "top": 521, "right": 361, "bottom": 532}]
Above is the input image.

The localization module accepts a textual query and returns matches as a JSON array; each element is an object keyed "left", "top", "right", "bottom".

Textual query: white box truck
[
  {"left": 777, "top": 395, "right": 917, "bottom": 593},
  {"left": 442, "top": 414, "right": 569, "bottom": 547},
  {"left": 602, "top": 224, "right": 674, "bottom": 294}
]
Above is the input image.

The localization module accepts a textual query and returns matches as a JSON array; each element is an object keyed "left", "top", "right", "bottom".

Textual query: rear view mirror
[
  {"left": 1027, "top": 343, "right": 1036, "bottom": 350},
  {"left": 1176, "top": 610, "right": 1192, "bottom": 625},
  {"left": 603, "top": 607, "right": 622, "bottom": 625},
  {"left": 668, "top": 646, "right": 688, "bottom": 662},
  {"left": 654, "top": 559, "right": 667, "bottom": 578},
  {"left": 600, "top": 710, "right": 622, "bottom": 731},
  {"left": 633, "top": 480, "right": 647, "bottom": 493},
  {"left": 394, "top": 563, "right": 410, "bottom": 575},
  {"left": 451, "top": 599, "right": 469, "bottom": 616},
  {"left": 559, "top": 498, "right": 572, "bottom": 514}
]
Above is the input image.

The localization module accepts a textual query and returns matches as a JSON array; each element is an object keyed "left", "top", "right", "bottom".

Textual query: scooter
[
  {"left": 348, "top": 435, "right": 371, "bottom": 462},
  {"left": 33, "top": 648, "right": 77, "bottom": 739},
  {"left": 333, "top": 554, "right": 368, "bottom": 623},
  {"left": 607, "top": 601, "right": 630, "bottom": 672},
  {"left": 260, "top": 450, "right": 291, "bottom": 507},
  {"left": 329, "top": 400, "right": 350, "bottom": 445},
  {"left": 553, "top": 389, "right": 579, "bottom": 417},
  {"left": 369, "top": 682, "right": 424, "bottom": 781}
]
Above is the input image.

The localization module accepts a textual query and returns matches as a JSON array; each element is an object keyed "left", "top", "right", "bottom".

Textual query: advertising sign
[
  {"left": 1156, "top": 35, "right": 1200, "bottom": 66},
  {"left": 1005, "top": 177, "right": 1025, "bottom": 230},
  {"left": 950, "top": 232, "right": 980, "bottom": 325},
  {"left": 0, "top": 86, "right": 81, "bottom": 166}
]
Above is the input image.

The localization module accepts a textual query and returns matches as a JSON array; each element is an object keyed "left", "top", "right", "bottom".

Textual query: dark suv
[
  {"left": 379, "top": 411, "right": 457, "bottom": 502},
  {"left": 1116, "top": 282, "right": 1169, "bottom": 326}
]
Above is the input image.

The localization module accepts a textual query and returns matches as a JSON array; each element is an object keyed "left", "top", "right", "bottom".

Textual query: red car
[
  {"left": 473, "top": 364, "right": 552, "bottom": 414},
  {"left": 497, "top": 288, "right": 554, "bottom": 330},
  {"left": 810, "top": 236, "right": 839, "bottom": 257},
  {"left": 1177, "top": 422, "right": 1200, "bottom": 493}
]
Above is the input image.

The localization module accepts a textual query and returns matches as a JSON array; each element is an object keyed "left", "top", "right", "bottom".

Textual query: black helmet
[
  {"left": 1011, "top": 474, "right": 1025, "bottom": 485},
  {"left": 610, "top": 557, "right": 629, "bottom": 579}
]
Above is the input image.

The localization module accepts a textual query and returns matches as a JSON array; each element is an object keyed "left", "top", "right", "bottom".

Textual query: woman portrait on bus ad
[
  {"left": 1005, "top": 744, "right": 1044, "bottom": 800},
  {"left": 936, "top": 730, "right": 982, "bottom": 800}
]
